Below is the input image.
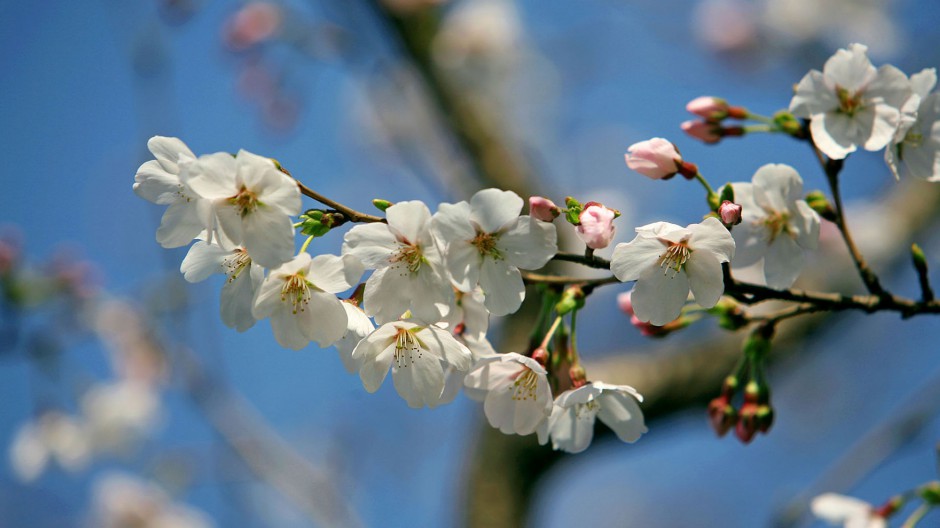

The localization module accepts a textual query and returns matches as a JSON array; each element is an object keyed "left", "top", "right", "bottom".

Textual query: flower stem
[
  {"left": 745, "top": 112, "right": 776, "bottom": 125},
  {"left": 742, "top": 124, "right": 775, "bottom": 134},
  {"left": 293, "top": 180, "right": 386, "bottom": 224},
  {"left": 540, "top": 316, "right": 564, "bottom": 350},
  {"left": 901, "top": 503, "right": 932, "bottom": 528},
  {"left": 299, "top": 235, "right": 315, "bottom": 254}
]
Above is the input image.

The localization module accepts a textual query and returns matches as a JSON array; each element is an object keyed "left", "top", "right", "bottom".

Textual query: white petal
[
  {"left": 300, "top": 292, "right": 348, "bottom": 347},
  {"left": 133, "top": 160, "right": 180, "bottom": 204},
  {"left": 336, "top": 303, "right": 374, "bottom": 373},
  {"left": 862, "top": 103, "right": 901, "bottom": 152},
  {"left": 823, "top": 43, "right": 876, "bottom": 92},
  {"left": 793, "top": 201, "right": 821, "bottom": 250},
  {"left": 548, "top": 403, "right": 596, "bottom": 454},
  {"left": 867, "top": 64, "right": 913, "bottom": 110},
  {"left": 610, "top": 237, "right": 664, "bottom": 283},
  {"left": 911, "top": 68, "right": 937, "bottom": 99},
  {"left": 811, "top": 113, "right": 858, "bottom": 160},
  {"left": 478, "top": 257, "right": 524, "bottom": 316},
  {"left": 255, "top": 167, "right": 301, "bottom": 216},
  {"left": 355, "top": 336, "right": 396, "bottom": 393},
  {"left": 307, "top": 253, "right": 360, "bottom": 294},
  {"left": 444, "top": 241, "right": 481, "bottom": 292},
  {"left": 147, "top": 136, "right": 194, "bottom": 174},
  {"left": 343, "top": 223, "right": 399, "bottom": 269},
  {"left": 752, "top": 164, "right": 803, "bottom": 211},
  {"left": 763, "top": 235, "right": 805, "bottom": 289},
  {"left": 363, "top": 268, "right": 412, "bottom": 324},
  {"left": 597, "top": 391, "right": 647, "bottom": 443},
  {"left": 392, "top": 350, "right": 446, "bottom": 408},
  {"left": 10, "top": 423, "right": 49, "bottom": 482},
  {"left": 483, "top": 381, "right": 550, "bottom": 436},
  {"left": 269, "top": 307, "right": 311, "bottom": 350},
  {"left": 215, "top": 202, "right": 245, "bottom": 245},
  {"left": 689, "top": 217, "right": 735, "bottom": 263},
  {"left": 157, "top": 201, "right": 208, "bottom": 248},
  {"left": 234, "top": 149, "right": 276, "bottom": 190},
  {"left": 242, "top": 208, "right": 295, "bottom": 269},
  {"left": 686, "top": 249, "right": 725, "bottom": 309},
  {"left": 220, "top": 264, "right": 260, "bottom": 332},
  {"left": 631, "top": 266, "right": 690, "bottom": 326},
  {"left": 790, "top": 70, "right": 838, "bottom": 117},
  {"left": 497, "top": 217, "right": 557, "bottom": 270},
  {"left": 811, "top": 493, "right": 872, "bottom": 524},
  {"left": 421, "top": 326, "right": 472, "bottom": 371},
  {"left": 182, "top": 152, "right": 237, "bottom": 200},
  {"left": 180, "top": 241, "right": 228, "bottom": 283},
  {"left": 469, "top": 188, "right": 524, "bottom": 233},
  {"left": 386, "top": 201, "right": 432, "bottom": 245},
  {"left": 410, "top": 267, "right": 454, "bottom": 323},
  {"left": 431, "top": 201, "right": 475, "bottom": 245}
]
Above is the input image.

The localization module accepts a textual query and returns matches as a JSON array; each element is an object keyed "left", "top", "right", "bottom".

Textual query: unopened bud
[
  {"left": 686, "top": 96, "right": 730, "bottom": 121},
  {"left": 735, "top": 402, "right": 759, "bottom": 444},
  {"left": 710, "top": 298, "right": 747, "bottom": 331},
  {"left": 372, "top": 199, "right": 393, "bottom": 212},
  {"left": 299, "top": 209, "right": 335, "bottom": 237},
  {"left": 912, "top": 243, "right": 928, "bottom": 274},
  {"left": 569, "top": 364, "right": 587, "bottom": 388},
  {"left": 773, "top": 110, "right": 804, "bottom": 137},
  {"left": 531, "top": 347, "right": 549, "bottom": 366},
  {"left": 529, "top": 196, "right": 560, "bottom": 222},
  {"left": 555, "top": 286, "right": 585, "bottom": 315},
  {"left": 718, "top": 200, "right": 743, "bottom": 226},
  {"left": 707, "top": 396, "right": 738, "bottom": 437},
  {"left": 625, "top": 138, "right": 685, "bottom": 180},
  {"left": 576, "top": 202, "right": 618, "bottom": 249},
  {"left": 805, "top": 190, "right": 836, "bottom": 222},
  {"left": 681, "top": 120, "right": 722, "bottom": 144},
  {"left": 755, "top": 404, "right": 774, "bottom": 433},
  {"left": 617, "top": 291, "right": 635, "bottom": 316},
  {"left": 918, "top": 482, "right": 940, "bottom": 505}
]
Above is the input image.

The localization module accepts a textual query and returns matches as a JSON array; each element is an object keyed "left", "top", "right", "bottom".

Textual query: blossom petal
[
  {"left": 497, "top": 217, "right": 557, "bottom": 269},
  {"left": 336, "top": 303, "right": 373, "bottom": 373},
  {"left": 301, "top": 292, "right": 348, "bottom": 347},
  {"left": 180, "top": 241, "right": 228, "bottom": 283},
  {"left": 752, "top": 164, "right": 803, "bottom": 211},
  {"left": 147, "top": 136, "right": 195, "bottom": 174},
  {"left": 763, "top": 235, "right": 804, "bottom": 289},
  {"left": 443, "top": 241, "right": 481, "bottom": 292},
  {"left": 790, "top": 70, "right": 838, "bottom": 117},
  {"left": 548, "top": 403, "right": 596, "bottom": 454},
  {"left": 432, "top": 201, "right": 475, "bottom": 244},
  {"left": 688, "top": 217, "right": 735, "bottom": 263},
  {"left": 386, "top": 201, "right": 432, "bottom": 245},
  {"left": 182, "top": 152, "right": 237, "bottom": 200},
  {"left": 811, "top": 113, "right": 859, "bottom": 160},
  {"left": 631, "top": 267, "right": 689, "bottom": 326},
  {"left": 610, "top": 237, "right": 664, "bottom": 283},
  {"left": 822, "top": 43, "right": 876, "bottom": 93},
  {"left": 343, "top": 223, "right": 399, "bottom": 269},
  {"left": 597, "top": 391, "right": 647, "bottom": 443},
  {"left": 686, "top": 249, "right": 725, "bottom": 308},
  {"left": 392, "top": 351, "right": 445, "bottom": 408},
  {"left": 269, "top": 307, "right": 310, "bottom": 350},
  {"left": 421, "top": 326, "right": 472, "bottom": 371},
  {"left": 157, "top": 201, "right": 208, "bottom": 248},
  {"left": 242, "top": 208, "right": 295, "bottom": 269},
  {"left": 478, "top": 257, "right": 524, "bottom": 316},
  {"left": 307, "top": 253, "right": 361, "bottom": 294},
  {"left": 220, "top": 265, "right": 260, "bottom": 332},
  {"left": 469, "top": 189, "right": 523, "bottom": 233},
  {"left": 793, "top": 201, "right": 821, "bottom": 250}
]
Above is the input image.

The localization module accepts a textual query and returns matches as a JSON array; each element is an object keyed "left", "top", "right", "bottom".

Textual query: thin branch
[
  {"left": 521, "top": 271, "right": 620, "bottom": 287},
  {"left": 551, "top": 252, "right": 611, "bottom": 269},
  {"left": 295, "top": 180, "right": 386, "bottom": 224}
]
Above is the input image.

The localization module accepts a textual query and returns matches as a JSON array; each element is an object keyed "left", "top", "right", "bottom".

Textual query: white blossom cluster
[{"left": 790, "top": 43, "right": 940, "bottom": 181}]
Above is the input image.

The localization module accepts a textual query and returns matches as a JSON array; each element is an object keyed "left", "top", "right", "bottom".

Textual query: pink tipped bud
[
  {"left": 707, "top": 395, "right": 738, "bottom": 437},
  {"left": 223, "top": 2, "right": 282, "bottom": 50},
  {"left": 576, "top": 203, "right": 617, "bottom": 249},
  {"left": 625, "top": 138, "right": 683, "bottom": 180},
  {"left": 531, "top": 347, "right": 549, "bottom": 366},
  {"left": 681, "top": 120, "right": 722, "bottom": 144},
  {"left": 617, "top": 291, "right": 635, "bottom": 316},
  {"left": 718, "top": 200, "right": 743, "bottom": 226},
  {"left": 528, "top": 196, "right": 560, "bottom": 222},
  {"left": 686, "top": 96, "right": 730, "bottom": 121},
  {"left": 735, "top": 402, "right": 759, "bottom": 444},
  {"left": 569, "top": 364, "right": 587, "bottom": 388}
]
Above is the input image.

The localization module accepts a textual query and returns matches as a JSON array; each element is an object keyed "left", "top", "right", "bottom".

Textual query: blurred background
[{"left": 3, "top": 0, "right": 940, "bottom": 526}]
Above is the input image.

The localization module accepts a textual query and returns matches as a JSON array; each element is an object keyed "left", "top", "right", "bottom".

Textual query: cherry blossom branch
[
  {"left": 813, "top": 147, "right": 889, "bottom": 298},
  {"left": 294, "top": 180, "right": 385, "bottom": 224},
  {"left": 520, "top": 271, "right": 620, "bottom": 288}
]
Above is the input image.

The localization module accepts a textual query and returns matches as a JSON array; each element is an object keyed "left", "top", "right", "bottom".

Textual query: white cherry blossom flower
[
  {"left": 9, "top": 412, "right": 90, "bottom": 482},
  {"left": 611, "top": 217, "right": 735, "bottom": 326},
  {"left": 93, "top": 472, "right": 214, "bottom": 528},
  {"left": 343, "top": 200, "right": 454, "bottom": 324},
  {"left": 438, "top": 289, "right": 496, "bottom": 404},
  {"left": 183, "top": 149, "right": 301, "bottom": 269},
  {"left": 811, "top": 493, "right": 887, "bottom": 528},
  {"left": 181, "top": 239, "right": 265, "bottom": 332},
  {"left": 463, "top": 352, "right": 552, "bottom": 436},
  {"left": 545, "top": 381, "right": 647, "bottom": 454},
  {"left": 886, "top": 68, "right": 940, "bottom": 181},
  {"left": 351, "top": 321, "right": 472, "bottom": 408},
  {"left": 133, "top": 136, "right": 213, "bottom": 248},
  {"left": 252, "top": 253, "right": 363, "bottom": 350},
  {"left": 81, "top": 381, "right": 162, "bottom": 454},
  {"left": 336, "top": 301, "right": 374, "bottom": 373},
  {"left": 432, "top": 188, "right": 557, "bottom": 316},
  {"left": 727, "top": 164, "right": 820, "bottom": 289},
  {"left": 790, "top": 43, "right": 911, "bottom": 160}
]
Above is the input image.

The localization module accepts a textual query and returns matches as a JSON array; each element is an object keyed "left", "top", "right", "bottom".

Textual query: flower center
[
  {"left": 657, "top": 242, "right": 691, "bottom": 277},
  {"left": 222, "top": 249, "right": 252, "bottom": 283},
  {"left": 390, "top": 244, "right": 425, "bottom": 274},
  {"left": 471, "top": 231, "right": 502, "bottom": 259},
  {"left": 510, "top": 368, "right": 539, "bottom": 401},
  {"left": 394, "top": 327, "right": 422, "bottom": 367},
  {"left": 836, "top": 86, "right": 864, "bottom": 116},
  {"left": 230, "top": 186, "right": 259, "bottom": 217},
  {"left": 575, "top": 400, "right": 601, "bottom": 419},
  {"left": 762, "top": 211, "right": 792, "bottom": 243},
  {"left": 280, "top": 272, "right": 312, "bottom": 314},
  {"left": 176, "top": 183, "right": 195, "bottom": 203}
]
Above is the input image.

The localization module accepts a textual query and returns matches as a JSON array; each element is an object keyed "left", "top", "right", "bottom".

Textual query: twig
[
  {"left": 295, "top": 180, "right": 385, "bottom": 224},
  {"left": 521, "top": 271, "right": 620, "bottom": 287}
]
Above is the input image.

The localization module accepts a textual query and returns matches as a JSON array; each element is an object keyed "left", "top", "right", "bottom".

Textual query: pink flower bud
[
  {"left": 617, "top": 291, "right": 635, "bottom": 316},
  {"left": 625, "top": 138, "right": 682, "bottom": 180},
  {"left": 576, "top": 203, "right": 617, "bottom": 249},
  {"left": 681, "top": 120, "right": 722, "bottom": 144},
  {"left": 718, "top": 200, "right": 743, "bottom": 225},
  {"left": 531, "top": 347, "right": 549, "bottom": 366},
  {"left": 528, "top": 196, "right": 560, "bottom": 222},
  {"left": 686, "top": 96, "right": 729, "bottom": 121},
  {"left": 223, "top": 2, "right": 282, "bottom": 50},
  {"left": 707, "top": 395, "right": 737, "bottom": 437}
]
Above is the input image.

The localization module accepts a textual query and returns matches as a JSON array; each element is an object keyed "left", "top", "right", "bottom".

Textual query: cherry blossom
[
  {"left": 811, "top": 493, "right": 887, "bottom": 528},
  {"left": 886, "top": 68, "right": 940, "bottom": 181},
  {"left": 611, "top": 217, "right": 735, "bottom": 325},
  {"left": 183, "top": 149, "right": 301, "bottom": 269},
  {"left": 432, "top": 188, "right": 557, "bottom": 316},
  {"left": 790, "top": 43, "right": 911, "bottom": 160},
  {"left": 81, "top": 381, "right": 162, "bottom": 454},
  {"left": 133, "top": 136, "right": 213, "bottom": 248},
  {"left": 726, "top": 164, "right": 820, "bottom": 289},
  {"left": 576, "top": 203, "right": 617, "bottom": 250},
  {"left": 463, "top": 352, "right": 552, "bottom": 436},
  {"left": 9, "top": 412, "right": 90, "bottom": 482},
  {"left": 528, "top": 196, "right": 560, "bottom": 222},
  {"left": 544, "top": 382, "right": 647, "bottom": 453},
  {"left": 343, "top": 200, "right": 454, "bottom": 324},
  {"left": 624, "top": 138, "right": 685, "bottom": 179},
  {"left": 180, "top": 239, "right": 265, "bottom": 332},
  {"left": 351, "top": 321, "right": 472, "bottom": 408},
  {"left": 335, "top": 301, "right": 374, "bottom": 374},
  {"left": 437, "top": 289, "right": 496, "bottom": 404},
  {"left": 93, "top": 472, "right": 214, "bottom": 528},
  {"left": 252, "top": 253, "right": 363, "bottom": 350}
]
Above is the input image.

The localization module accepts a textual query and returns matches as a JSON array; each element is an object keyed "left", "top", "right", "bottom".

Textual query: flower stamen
[
  {"left": 390, "top": 244, "right": 425, "bottom": 274},
  {"left": 657, "top": 242, "right": 691, "bottom": 277},
  {"left": 510, "top": 368, "right": 539, "bottom": 401},
  {"left": 280, "top": 273, "right": 312, "bottom": 314},
  {"left": 222, "top": 249, "right": 252, "bottom": 283},
  {"left": 230, "top": 186, "right": 259, "bottom": 217},
  {"left": 394, "top": 327, "right": 422, "bottom": 367},
  {"left": 471, "top": 231, "right": 502, "bottom": 259}
]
